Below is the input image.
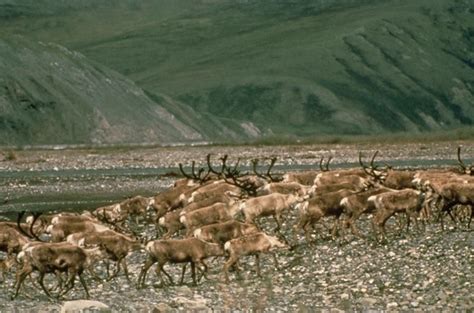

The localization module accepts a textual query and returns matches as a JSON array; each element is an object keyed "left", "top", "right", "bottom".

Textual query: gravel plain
[{"left": 0, "top": 141, "right": 473, "bottom": 312}]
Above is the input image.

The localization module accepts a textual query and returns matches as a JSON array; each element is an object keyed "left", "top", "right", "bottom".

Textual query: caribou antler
[
  {"left": 359, "top": 152, "right": 372, "bottom": 176},
  {"left": 457, "top": 146, "right": 473, "bottom": 175},
  {"left": 369, "top": 150, "right": 379, "bottom": 170},
  {"left": 206, "top": 154, "right": 225, "bottom": 177},
  {"left": 179, "top": 160, "right": 211, "bottom": 184},
  {"left": 16, "top": 211, "right": 29, "bottom": 238},
  {"left": 219, "top": 155, "right": 229, "bottom": 175},
  {"left": 17, "top": 211, "right": 44, "bottom": 241},
  {"left": 212, "top": 154, "right": 239, "bottom": 178},
  {"left": 319, "top": 156, "right": 332, "bottom": 172},
  {"left": 228, "top": 158, "right": 241, "bottom": 178},
  {"left": 29, "top": 212, "right": 44, "bottom": 242},
  {"left": 179, "top": 161, "right": 195, "bottom": 180},
  {"left": 224, "top": 171, "right": 258, "bottom": 197},
  {"left": 219, "top": 157, "right": 257, "bottom": 196},
  {"left": 252, "top": 157, "right": 283, "bottom": 182},
  {"left": 95, "top": 207, "right": 136, "bottom": 236},
  {"left": 359, "top": 151, "right": 385, "bottom": 181},
  {"left": 252, "top": 159, "right": 265, "bottom": 180}
]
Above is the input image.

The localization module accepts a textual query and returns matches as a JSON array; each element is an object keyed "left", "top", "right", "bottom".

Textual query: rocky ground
[
  {"left": 1, "top": 141, "right": 473, "bottom": 172},
  {"left": 0, "top": 141, "right": 473, "bottom": 311},
  {"left": 0, "top": 218, "right": 472, "bottom": 312}
]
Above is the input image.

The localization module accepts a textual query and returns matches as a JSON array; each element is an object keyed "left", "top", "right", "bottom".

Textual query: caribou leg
[
  {"left": 156, "top": 263, "right": 174, "bottom": 286},
  {"left": 190, "top": 262, "right": 197, "bottom": 286},
  {"left": 468, "top": 205, "right": 473, "bottom": 229},
  {"left": 121, "top": 258, "right": 131, "bottom": 282},
  {"left": 179, "top": 263, "right": 187, "bottom": 285},
  {"left": 79, "top": 273, "right": 90, "bottom": 299},
  {"left": 255, "top": 254, "right": 261, "bottom": 277},
  {"left": 137, "top": 256, "right": 156, "bottom": 289},
  {"left": 37, "top": 272, "right": 54, "bottom": 299},
  {"left": 12, "top": 263, "right": 33, "bottom": 300}
]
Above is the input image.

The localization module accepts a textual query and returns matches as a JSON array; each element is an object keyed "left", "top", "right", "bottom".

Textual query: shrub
[{"left": 4, "top": 150, "right": 17, "bottom": 161}]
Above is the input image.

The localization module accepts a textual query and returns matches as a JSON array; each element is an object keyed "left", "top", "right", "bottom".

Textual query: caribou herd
[{"left": 0, "top": 148, "right": 472, "bottom": 300}]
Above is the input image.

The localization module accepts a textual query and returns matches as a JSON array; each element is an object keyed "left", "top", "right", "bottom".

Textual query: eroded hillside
[{"left": 0, "top": 36, "right": 203, "bottom": 144}]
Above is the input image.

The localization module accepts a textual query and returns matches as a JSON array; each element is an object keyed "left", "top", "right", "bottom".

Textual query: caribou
[
  {"left": 240, "top": 193, "right": 302, "bottom": 233},
  {"left": 67, "top": 230, "right": 144, "bottom": 281},
  {"left": 179, "top": 201, "right": 241, "bottom": 237},
  {"left": 193, "top": 220, "right": 260, "bottom": 246},
  {"left": 2, "top": 148, "right": 473, "bottom": 301},
  {"left": 137, "top": 238, "right": 224, "bottom": 288},
  {"left": 368, "top": 189, "right": 426, "bottom": 241},
  {"left": 12, "top": 242, "right": 104, "bottom": 299},
  {"left": 222, "top": 232, "right": 288, "bottom": 283},
  {"left": 294, "top": 189, "right": 355, "bottom": 243}
]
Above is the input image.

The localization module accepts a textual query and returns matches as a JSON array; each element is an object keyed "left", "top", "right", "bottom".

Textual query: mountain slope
[
  {"left": 1, "top": 0, "right": 473, "bottom": 143},
  {"left": 0, "top": 36, "right": 203, "bottom": 145},
  {"left": 80, "top": 0, "right": 474, "bottom": 136}
]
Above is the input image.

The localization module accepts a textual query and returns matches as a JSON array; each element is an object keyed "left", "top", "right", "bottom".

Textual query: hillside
[
  {"left": 1, "top": 0, "right": 473, "bottom": 144},
  {"left": 0, "top": 36, "right": 203, "bottom": 145}
]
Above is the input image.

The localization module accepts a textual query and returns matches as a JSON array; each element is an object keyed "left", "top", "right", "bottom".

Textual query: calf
[
  {"left": 137, "top": 238, "right": 224, "bottom": 288},
  {"left": 369, "top": 189, "right": 426, "bottom": 241},
  {"left": 257, "top": 182, "right": 310, "bottom": 197},
  {"left": 282, "top": 171, "right": 319, "bottom": 186},
  {"left": 314, "top": 171, "right": 368, "bottom": 186},
  {"left": 68, "top": 231, "right": 143, "bottom": 281},
  {"left": 0, "top": 225, "right": 30, "bottom": 260},
  {"left": 309, "top": 181, "right": 365, "bottom": 196},
  {"left": 193, "top": 220, "right": 260, "bottom": 246},
  {"left": 93, "top": 196, "right": 154, "bottom": 225},
  {"left": 435, "top": 182, "right": 474, "bottom": 228},
  {"left": 188, "top": 182, "right": 241, "bottom": 203},
  {"left": 180, "top": 193, "right": 234, "bottom": 215},
  {"left": 340, "top": 187, "right": 392, "bottom": 238},
  {"left": 158, "top": 209, "right": 185, "bottom": 238},
  {"left": 294, "top": 189, "right": 354, "bottom": 243},
  {"left": 13, "top": 242, "right": 100, "bottom": 299},
  {"left": 149, "top": 181, "right": 202, "bottom": 219},
  {"left": 381, "top": 169, "right": 418, "bottom": 190},
  {"left": 180, "top": 202, "right": 241, "bottom": 236},
  {"left": 0, "top": 257, "right": 15, "bottom": 283},
  {"left": 46, "top": 220, "right": 110, "bottom": 242},
  {"left": 241, "top": 193, "right": 301, "bottom": 232},
  {"left": 222, "top": 232, "right": 288, "bottom": 282}
]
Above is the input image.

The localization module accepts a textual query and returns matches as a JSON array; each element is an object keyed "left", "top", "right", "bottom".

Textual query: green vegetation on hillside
[{"left": 1, "top": 0, "right": 473, "bottom": 144}]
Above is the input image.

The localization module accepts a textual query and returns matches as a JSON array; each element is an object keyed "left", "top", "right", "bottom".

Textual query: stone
[
  {"left": 153, "top": 303, "right": 173, "bottom": 313},
  {"left": 172, "top": 296, "right": 209, "bottom": 311},
  {"left": 176, "top": 286, "right": 193, "bottom": 297},
  {"left": 360, "top": 297, "right": 378, "bottom": 307},
  {"left": 61, "top": 300, "right": 110, "bottom": 313}
]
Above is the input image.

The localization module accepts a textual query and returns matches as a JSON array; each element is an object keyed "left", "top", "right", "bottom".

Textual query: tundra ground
[{"left": 0, "top": 141, "right": 472, "bottom": 311}]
